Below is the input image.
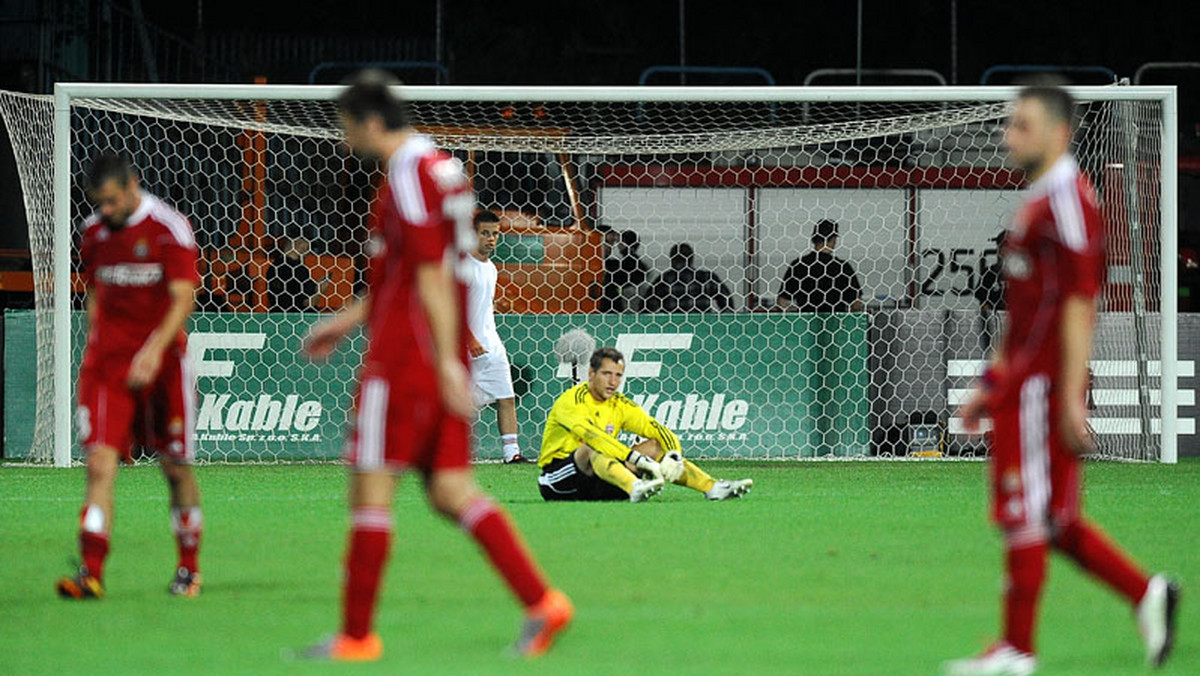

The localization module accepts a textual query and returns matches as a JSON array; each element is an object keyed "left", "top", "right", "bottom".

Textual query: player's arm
[
  {"left": 415, "top": 259, "right": 474, "bottom": 419},
  {"left": 302, "top": 294, "right": 369, "bottom": 360},
  {"left": 1059, "top": 295, "right": 1096, "bottom": 454},
  {"left": 552, "top": 396, "right": 636, "bottom": 462},
  {"left": 466, "top": 325, "right": 487, "bottom": 358},
  {"left": 127, "top": 279, "right": 195, "bottom": 389},
  {"left": 619, "top": 400, "right": 682, "bottom": 456}
]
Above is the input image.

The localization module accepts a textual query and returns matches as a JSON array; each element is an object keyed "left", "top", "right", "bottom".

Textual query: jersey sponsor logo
[{"left": 95, "top": 263, "right": 164, "bottom": 286}]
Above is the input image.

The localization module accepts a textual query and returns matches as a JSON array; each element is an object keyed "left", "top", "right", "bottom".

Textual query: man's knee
[
  {"left": 426, "top": 471, "right": 476, "bottom": 518},
  {"left": 86, "top": 447, "right": 120, "bottom": 485}
]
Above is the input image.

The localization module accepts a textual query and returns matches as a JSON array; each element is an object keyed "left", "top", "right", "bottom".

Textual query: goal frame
[{"left": 48, "top": 83, "right": 1179, "bottom": 466}]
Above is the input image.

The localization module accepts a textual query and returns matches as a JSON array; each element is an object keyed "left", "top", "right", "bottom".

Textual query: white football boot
[
  {"left": 628, "top": 477, "right": 664, "bottom": 503},
  {"left": 1137, "top": 574, "right": 1181, "bottom": 667},
  {"left": 942, "top": 642, "right": 1037, "bottom": 676},
  {"left": 705, "top": 478, "right": 753, "bottom": 501}
]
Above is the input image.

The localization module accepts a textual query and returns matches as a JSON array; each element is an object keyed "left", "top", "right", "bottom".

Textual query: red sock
[
  {"left": 1003, "top": 540, "right": 1047, "bottom": 654},
  {"left": 342, "top": 507, "right": 392, "bottom": 640},
  {"left": 170, "top": 506, "right": 203, "bottom": 573},
  {"left": 1055, "top": 519, "right": 1150, "bottom": 604},
  {"left": 460, "top": 497, "right": 548, "bottom": 607},
  {"left": 80, "top": 531, "right": 110, "bottom": 581},
  {"left": 79, "top": 504, "right": 109, "bottom": 580}
]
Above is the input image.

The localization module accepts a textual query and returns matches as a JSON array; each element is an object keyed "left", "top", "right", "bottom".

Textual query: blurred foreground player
[
  {"left": 945, "top": 85, "right": 1179, "bottom": 675},
  {"left": 57, "top": 154, "right": 203, "bottom": 599},
  {"left": 300, "top": 70, "right": 571, "bottom": 661},
  {"left": 537, "top": 347, "right": 753, "bottom": 502}
]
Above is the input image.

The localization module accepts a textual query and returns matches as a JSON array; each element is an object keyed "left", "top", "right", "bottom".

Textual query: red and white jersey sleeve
[{"left": 997, "top": 155, "right": 1105, "bottom": 404}]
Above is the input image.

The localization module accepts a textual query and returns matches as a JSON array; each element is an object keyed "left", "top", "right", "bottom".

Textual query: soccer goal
[{"left": 0, "top": 83, "right": 1179, "bottom": 465}]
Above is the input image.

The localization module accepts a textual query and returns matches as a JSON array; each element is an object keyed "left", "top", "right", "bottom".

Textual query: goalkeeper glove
[{"left": 628, "top": 451, "right": 663, "bottom": 481}]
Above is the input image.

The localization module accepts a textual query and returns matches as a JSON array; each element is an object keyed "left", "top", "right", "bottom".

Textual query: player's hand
[
  {"left": 467, "top": 337, "right": 488, "bottom": 359},
  {"left": 629, "top": 451, "right": 664, "bottom": 482},
  {"left": 302, "top": 318, "right": 350, "bottom": 361},
  {"left": 126, "top": 344, "right": 164, "bottom": 389},
  {"left": 437, "top": 357, "right": 476, "bottom": 420},
  {"left": 956, "top": 386, "right": 989, "bottom": 436},
  {"left": 1059, "top": 396, "right": 1093, "bottom": 455}
]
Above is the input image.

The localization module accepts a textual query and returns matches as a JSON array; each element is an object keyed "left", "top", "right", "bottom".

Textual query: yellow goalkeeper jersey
[{"left": 538, "top": 382, "right": 681, "bottom": 468}]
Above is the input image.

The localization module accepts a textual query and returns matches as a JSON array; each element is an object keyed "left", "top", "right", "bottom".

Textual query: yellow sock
[
  {"left": 678, "top": 460, "right": 716, "bottom": 493},
  {"left": 589, "top": 453, "right": 637, "bottom": 494}
]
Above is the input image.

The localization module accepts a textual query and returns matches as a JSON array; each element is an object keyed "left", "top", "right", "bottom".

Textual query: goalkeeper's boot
[
  {"left": 705, "top": 478, "right": 754, "bottom": 501},
  {"left": 297, "top": 633, "right": 383, "bottom": 662},
  {"left": 512, "top": 588, "right": 574, "bottom": 658},
  {"left": 1136, "top": 574, "right": 1180, "bottom": 667},
  {"left": 168, "top": 566, "right": 202, "bottom": 597},
  {"left": 629, "top": 477, "right": 664, "bottom": 503},
  {"left": 56, "top": 566, "right": 104, "bottom": 600},
  {"left": 942, "top": 641, "right": 1036, "bottom": 676}
]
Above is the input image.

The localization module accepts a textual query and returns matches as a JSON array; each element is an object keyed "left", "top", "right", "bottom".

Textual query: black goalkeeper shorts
[{"left": 537, "top": 455, "right": 629, "bottom": 502}]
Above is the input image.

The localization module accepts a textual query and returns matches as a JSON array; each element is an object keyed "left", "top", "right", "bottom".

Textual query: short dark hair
[
  {"left": 474, "top": 210, "right": 501, "bottom": 228},
  {"left": 589, "top": 346, "right": 624, "bottom": 370},
  {"left": 336, "top": 69, "right": 410, "bottom": 130},
  {"left": 1018, "top": 83, "right": 1077, "bottom": 130},
  {"left": 86, "top": 153, "right": 135, "bottom": 191},
  {"left": 811, "top": 218, "right": 839, "bottom": 245}
]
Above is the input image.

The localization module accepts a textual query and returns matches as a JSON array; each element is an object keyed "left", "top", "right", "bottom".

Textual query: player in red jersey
[
  {"left": 298, "top": 71, "right": 571, "bottom": 662},
  {"left": 56, "top": 154, "right": 203, "bottom": 600},
  {"left": 945, "top": 86, "right": 1179, "bottom": 675}
]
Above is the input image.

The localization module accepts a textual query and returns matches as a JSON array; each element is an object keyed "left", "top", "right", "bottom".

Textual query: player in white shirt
[{"left": 465, "top": 211, "right": 527, "bottom": 463}]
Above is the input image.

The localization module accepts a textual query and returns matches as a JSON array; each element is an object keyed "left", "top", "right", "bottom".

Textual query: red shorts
[
  {"left": 76, "top": 351, "right": 196, "bottom": 463},
  {"left": 988, "top": 373, "right": 1081, "bottom": 545},
  {"left": 344, "top": 375, "right": 470, "bottom": 473}
]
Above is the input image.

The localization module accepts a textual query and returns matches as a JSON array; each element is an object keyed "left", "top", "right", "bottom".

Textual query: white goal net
[{"left": 0, "top": 84, "right": 1178, "bottom": 464}]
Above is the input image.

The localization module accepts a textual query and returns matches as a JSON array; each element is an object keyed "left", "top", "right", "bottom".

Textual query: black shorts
[{"left": 537, "top": 456, "right": 629, "bottom": 502}]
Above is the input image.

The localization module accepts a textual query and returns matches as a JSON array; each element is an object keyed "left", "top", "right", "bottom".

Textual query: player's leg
[
  {"left": 1047, "top": 448, "right": 1177, "bottom": 665},
  {"left": 629, "top": 439, "right": 752, "bottom": 500},
  {"left": 155, "top": 352, "right": 203, "bottom": 596},
  {"left": 496, "top": 397, "right": 526, "bottom": 463},
  {"left": 58, "top": 376, "right": 134, "bottom": 599},
  {"left": 162, "top": 459, "right": 203, "bottom": 595},
  {"left": 340, "top": 469, "right": 395, "bottom": 654},
  {"left": 426, "top": 466, "right": 572, "bottom": 656},
  {"left": 580, "top": 443, "right": 660, "bottom": 502},
  {"left": 478, "top": 348, "right": 525, "bottom": 464},
  {"left": 945, "top": 385, "right": 1046, "bottom": 675},
  {"left": 57, "top": 445, "right": 122, "bottom": 599},
  {"left": 304, "top": 377, "right": 397, "bottom": 661}
]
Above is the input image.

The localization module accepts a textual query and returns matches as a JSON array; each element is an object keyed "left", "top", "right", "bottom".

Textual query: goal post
[{"left": 0, "top": 83, "right": 1178, "bottom": 465}]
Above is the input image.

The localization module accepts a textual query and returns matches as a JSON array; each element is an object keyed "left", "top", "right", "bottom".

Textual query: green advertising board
[{"left": 3, "top": 310, "right": 868, "bottom": 460}]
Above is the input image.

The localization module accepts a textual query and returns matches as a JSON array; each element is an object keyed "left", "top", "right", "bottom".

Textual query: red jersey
[
  {"left": 79, "top": 193, "right": 200, "bottom": 376},
  {"left": 362, "top": 134, "right": 474, "bottom": 387},
  {"left": 996, "top": 155, "right": 1105, "bottom": 407}
]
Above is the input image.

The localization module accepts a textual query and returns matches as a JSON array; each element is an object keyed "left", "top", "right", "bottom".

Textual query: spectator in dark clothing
[
  {"left": 600, "top": 229, "right": 650, "bottom": 313},
  {"left": 643, "top": 242, "right": 732, "bottom": 313},
  {"left": 777, "top": 219, "right": 864, "bottom": 312},
  {"left": 975, "top": 230, "right": 1007, "bottom": 350},
  {"left": 267, "top": 236, "right": 322, "bottom": 312}
]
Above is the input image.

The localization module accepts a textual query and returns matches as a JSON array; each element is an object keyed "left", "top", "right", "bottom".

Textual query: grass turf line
[{"left": 0, "top": 460, "right": 1194, "bottom": 676}]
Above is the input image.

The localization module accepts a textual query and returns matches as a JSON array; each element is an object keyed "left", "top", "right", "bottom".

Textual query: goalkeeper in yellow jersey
[{"left": 537, "top": 346, "right": 753, "bottom": 503}]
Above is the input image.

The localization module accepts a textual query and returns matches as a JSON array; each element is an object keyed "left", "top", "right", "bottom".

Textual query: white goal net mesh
[{"left": 0, "top": 87, "right": 1166, "bottom": 462}]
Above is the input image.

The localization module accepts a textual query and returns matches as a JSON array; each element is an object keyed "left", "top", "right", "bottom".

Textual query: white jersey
[{"left": 463, "top": 254, "right": 503, "bottom": 353}]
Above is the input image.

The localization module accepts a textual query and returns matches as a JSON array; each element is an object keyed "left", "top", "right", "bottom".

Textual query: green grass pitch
[{"left": 1, "top": 460, "right": 1194, "bottom": 676}]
